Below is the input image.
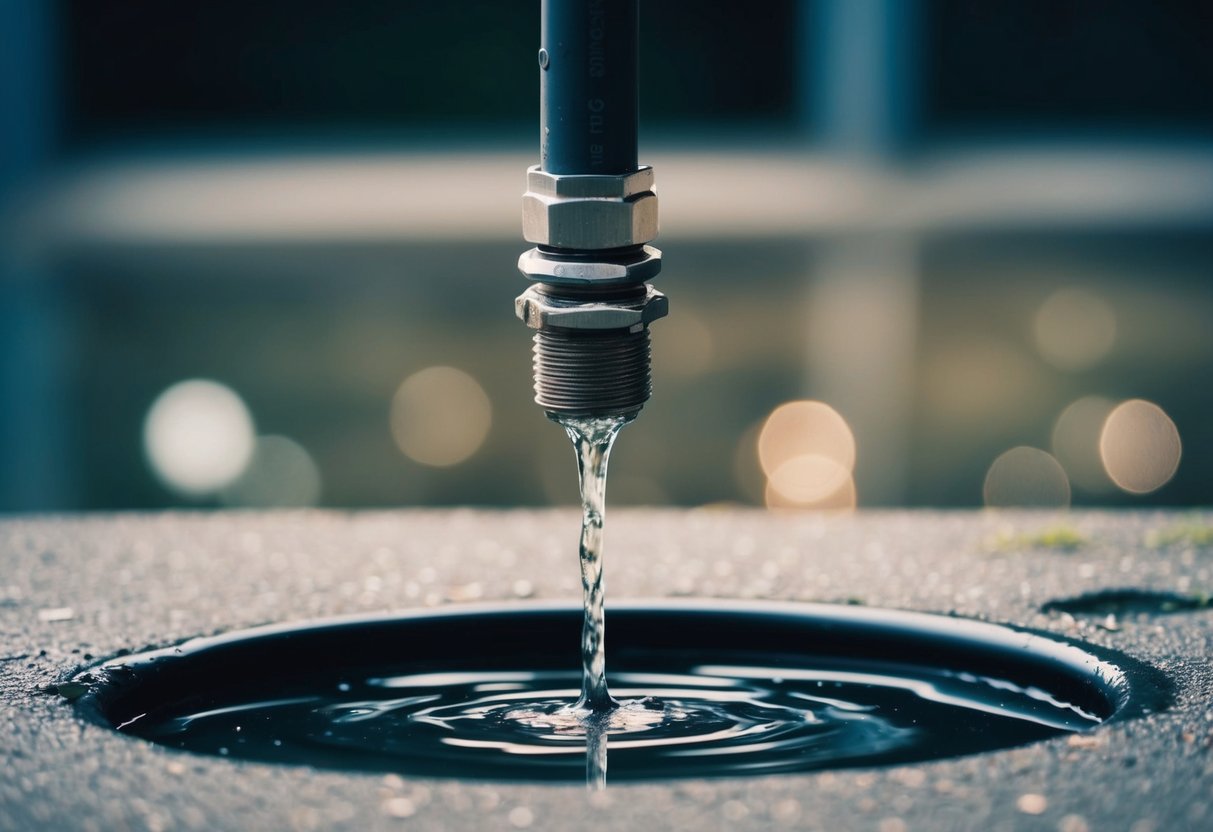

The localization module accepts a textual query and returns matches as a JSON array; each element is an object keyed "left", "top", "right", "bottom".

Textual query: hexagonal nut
[
  {"left": 515, "top": 284, "right": 669, "bottom": 331},
  {"left": 525, "top": 165, "right": 654, "bottom": 199},
  {"left": 522, "top": 166, "right": 659, "bottom": 249},
  {"left": 517, "top": 245, "right": 662, "bottom": 287}
]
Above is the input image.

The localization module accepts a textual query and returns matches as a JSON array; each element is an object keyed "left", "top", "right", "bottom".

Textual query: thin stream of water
[
  {"left": 558, "top": 414, "right": 632, "bottom": 713},
  {"left": 556, "top": 413, "right": 633, "bottom": 788}
]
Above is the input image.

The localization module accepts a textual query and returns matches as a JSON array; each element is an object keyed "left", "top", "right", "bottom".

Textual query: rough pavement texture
[{"left": 1, "top": 509, "right": 1212, "bottom": 831}]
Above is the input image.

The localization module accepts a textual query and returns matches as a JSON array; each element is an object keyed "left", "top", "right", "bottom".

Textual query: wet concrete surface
[{"left": 2, "top": 509, "right": 1211, "bottom": 831}]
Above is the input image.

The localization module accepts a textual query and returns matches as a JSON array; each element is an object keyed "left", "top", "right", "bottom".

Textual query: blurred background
[{"left": 1, "top": 0, "right": 1211, "bottom": 512}]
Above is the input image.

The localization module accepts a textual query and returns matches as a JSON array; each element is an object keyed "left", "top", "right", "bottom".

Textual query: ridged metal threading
[{"left": 532, "top": 328, "right": 651, "bottom": 417}]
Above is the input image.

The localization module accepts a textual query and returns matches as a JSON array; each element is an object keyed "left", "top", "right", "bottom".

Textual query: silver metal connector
[
  {"left": 517, "top": 245, "right": 662, "bottom": 287},
  {"left": 515, "top": 283, "right": 668, "bottom": 331},
  {"left": 516, "top": 164, "right": 666, "bottom": 419},
  {"left": 521, "top": 165, "right": 659, "bottom": 250}
]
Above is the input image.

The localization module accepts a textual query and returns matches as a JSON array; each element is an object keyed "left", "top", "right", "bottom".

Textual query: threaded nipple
[{"left": 532, "top": 328, "right": 652, "bottom": 418}]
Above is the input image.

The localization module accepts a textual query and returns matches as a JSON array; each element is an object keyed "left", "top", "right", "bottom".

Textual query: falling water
[{"left": 557, "top": 414, "right": 632, "bottom": 713}]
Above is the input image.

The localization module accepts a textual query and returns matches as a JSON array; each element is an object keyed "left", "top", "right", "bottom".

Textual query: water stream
[
  {"left": 557, "top": 413, "right": 632, "bottom": 713},
  {"left": 552, "top": 413, "right": 633, "bottom": 786}
]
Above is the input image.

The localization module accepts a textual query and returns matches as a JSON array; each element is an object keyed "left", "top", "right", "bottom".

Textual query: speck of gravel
[
  {"left": 1018, "top": 793, "right": 1049, "bottom": 815},
  {"left": 381, "top": 797, "right": 415, "bottom": 819},
  {"left": 508, "top": 806, "right": 534, "bottom": 828}
]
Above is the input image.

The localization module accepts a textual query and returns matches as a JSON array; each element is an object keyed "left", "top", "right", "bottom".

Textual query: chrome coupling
[
  {"left": 516, "top": 164, "right": 666, "bottom": 419},
  {"left": 521, "top": 165, "right": 659, "bottom": 250},
  {"left": 515, "top": 283, "right": 668, "bottom": 332}
]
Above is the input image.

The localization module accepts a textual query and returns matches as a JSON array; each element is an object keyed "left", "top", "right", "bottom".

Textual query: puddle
[
  {"left": 1043, "top": 589, "right": 1211, "bottom": 617},
  {"left": 76, "top": 602, "right": 1165, "bottom": 785}
]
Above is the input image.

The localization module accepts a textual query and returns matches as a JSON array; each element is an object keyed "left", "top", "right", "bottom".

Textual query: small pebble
[
  {"left": 1017, "top": 793, "right": 1048, "bottom": 815},
  {"left": 382, "top": 797, "right": 415, "bottom": 819},
  {"left": 37, "top": 607, "right": 75, "bottom": 622},
  {"left": 508, "top": 806, "right": 534, "bottom": 828},
  {"left": 55, "top": 682, "right": 88, "bottom": 701}
]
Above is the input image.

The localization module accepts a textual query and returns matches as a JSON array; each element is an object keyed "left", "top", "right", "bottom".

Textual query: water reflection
[{"left": 584, "top": 712, "right": 609, "bottom": 791}]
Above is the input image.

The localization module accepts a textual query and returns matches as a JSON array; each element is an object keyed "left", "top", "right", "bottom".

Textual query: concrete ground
[{"left": 2, "top": 509, "right": 1211, "bottom": 831}]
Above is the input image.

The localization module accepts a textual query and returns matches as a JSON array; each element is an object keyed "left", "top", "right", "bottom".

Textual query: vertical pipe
[
  {"left": 800, "top": 0, "right": 923, "bottom": 505},
  {"left": 806, "top": 0, "right": 918, "bottom": 157},
  {"left": 540, "top": 0, "right": 639, "bottom": 176}
]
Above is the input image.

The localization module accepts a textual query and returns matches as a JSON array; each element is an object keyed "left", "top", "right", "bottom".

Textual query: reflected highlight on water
[{"left": 122, "top": 661, "right": 1100, "bottom": 787}]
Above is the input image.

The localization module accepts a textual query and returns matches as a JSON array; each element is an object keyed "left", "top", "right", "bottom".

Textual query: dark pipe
[{"left": 540, "top": 0, "right": 639, "bottom": 175}]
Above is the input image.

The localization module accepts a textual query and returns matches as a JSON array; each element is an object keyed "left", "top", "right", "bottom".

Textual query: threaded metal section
[{"left": 532, "top": 327, "right": 651, "bottom": 417}]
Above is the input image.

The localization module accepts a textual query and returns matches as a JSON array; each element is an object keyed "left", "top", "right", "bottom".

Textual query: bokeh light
[
  {"left": 766, "top": 455, "right": 849, "bottom": 504},
  {"left": 143, "top": 379, "right": 255, "bottom": 497},
  {"left": 1032, "top": 288, "right": 1117, "bottom": 371},
  {"left": 1050, "top": 396, "right": 1116, "bottom": 494},
  {"left": 983, "top": 446, "right": 1071, "bottom": 508},
  {"left": 390, "top": 366, "right": 492, "bottom": 467},
  {"left": 758, "top": 401, "right": 855, "bottom": 477},
  {"left": 221, "top": 435, "right": 321, "bottom": 508},
  {"left": 1099, "top": 399, "right": 1181, "bottom": 494},
  {"left": 757, "top": 401, "right": 856, "bottom": 510},
  {"left": 764, "top": 456, "right": 857, "bottom": 511}
]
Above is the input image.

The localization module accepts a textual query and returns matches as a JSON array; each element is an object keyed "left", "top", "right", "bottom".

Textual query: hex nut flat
[
  {"left": 514, "top": 284, "right": 669, "bottom": 331},
  {"left": 517, "top": 245, "right": 662, "bottom": 286},
  {"left": 521, "top": 165, "right": 659, "bottom": 250}
]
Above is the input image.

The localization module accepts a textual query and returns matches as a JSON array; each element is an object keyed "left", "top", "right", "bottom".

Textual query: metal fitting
[
  {"left": 515, "top": 284, "right": 669, "bottom": 332},
  {"left": 521, "top": 165, "right": 659, "bottom": 250},
  {"left": 517, "top": 244, "right": 662, "bottom": 287},
  {"left": 532, "top": 327, "right": 652, "bottom": 418}
]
